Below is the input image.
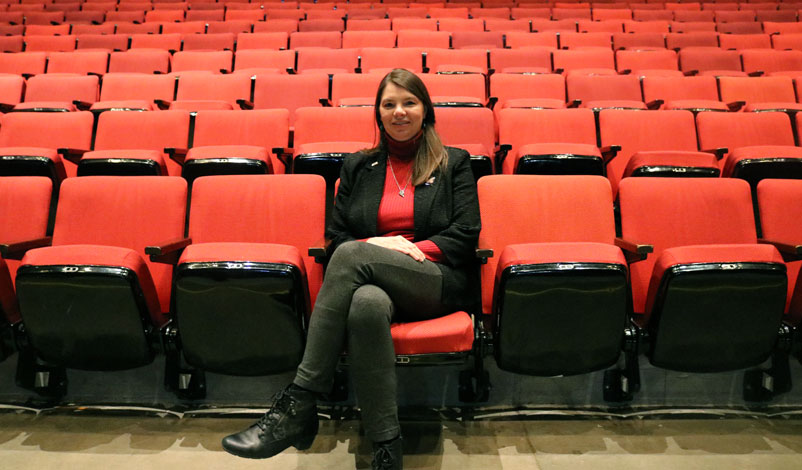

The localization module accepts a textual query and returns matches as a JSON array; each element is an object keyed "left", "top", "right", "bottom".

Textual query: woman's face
[{"left": 378, "top": 82, "right": 425, "bottom": 143}]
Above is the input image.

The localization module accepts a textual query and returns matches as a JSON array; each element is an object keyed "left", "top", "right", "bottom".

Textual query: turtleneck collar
[{"left": 384, "top": 129, "right": 423, "bottom": 161}]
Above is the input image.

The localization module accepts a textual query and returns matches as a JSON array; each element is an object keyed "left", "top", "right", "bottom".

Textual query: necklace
[{"left": 387, "top": 157, "right": 411, "bottom": 198}]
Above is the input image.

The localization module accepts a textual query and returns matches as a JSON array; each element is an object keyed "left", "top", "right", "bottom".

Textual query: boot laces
[
  {"left": 256, "top": 389, "right": 294, "bottom": 435},
  {"left": 371, "top": 442, "right": 396, "bottom": 470}
]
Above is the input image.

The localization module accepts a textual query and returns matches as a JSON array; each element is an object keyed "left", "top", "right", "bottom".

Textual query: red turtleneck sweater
[{"left": 371, "top": 131, "right": 445, "bottom": 263}]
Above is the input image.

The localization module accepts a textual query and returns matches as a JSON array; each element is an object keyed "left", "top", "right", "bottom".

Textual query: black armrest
[
  {"left": 476, "top": 248, "right": 493, "bottom": 264},
  {"left": 619, "top": 69, "right": 632, "bottom": 75},
  {"left": 646, "top": 99, "right": 664, "bottom": 110},
  {"left": 683, "top": 70, "right": 699, "bottom": 76},
  {"left": 494, "top": 144, "right": 511, "bottom": 174},
  {"left": 701, "top": 147, "right": 728, "bottom": 160},
  {"left": 567, "top": 99, "right": 581, "bottom": 108},
  {"left": 57, "top": 148, "right": 88, "bottom": 164},
  {"left": 553, "top": 68, "right": 564, "bottom": 74},
  {"left": 236, "top": 99, "right": 254, "bottom": 110},
  {"left": 0, "top": 103, "right": 15, "bottom": 113},
  {"left": 727, "top": 100, "right": 746, "bottom": 112},
  {"left": 319, "top": 98, "right": 332, "bottom": 107},
  {"left": 154, "top": 99, "right": 171, "bottom": 110},
  {"left": 0, "top": 236, "right": 52, "bottom": 260},
  {"left": 72, "top": 100, "right": 92, "bottom": 111},
  {"left": 165, "top": 147, "right": 188, "bottom": 166},
  {"left": 601, "top": 145, "right": 621, "bottom": 165},
  {"left": 145, "top": 237, "right": 191, "bottom": 264},
  {"left": 286, "top": 67, "right": 296, "bottom": 74},
  {"left": 748, "top": 70, "right": 764, "bottom": 77},
  {"left": 487, "top": 96, "right": 498, "bottom": 110},
  {"left": 272, "top": 147, "right": 293, "bottom": 173},
  {"left": 615, "top": 237, "right": 653, "bottom": 264},
  {"left": 759, "top": 238, "right": 802, "bottom": 262}
]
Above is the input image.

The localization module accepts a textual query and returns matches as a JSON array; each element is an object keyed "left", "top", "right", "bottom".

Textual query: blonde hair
[{"left": 368, "top": 69, "right": 448, "bottom": 186}]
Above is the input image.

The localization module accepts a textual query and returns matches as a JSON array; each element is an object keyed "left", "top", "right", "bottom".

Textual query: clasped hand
[{"left": 365, "top": 236, "right": 426, "bottom": 262}]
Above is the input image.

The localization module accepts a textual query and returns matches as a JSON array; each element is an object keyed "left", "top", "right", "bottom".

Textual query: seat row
[
  {"left": 5, "top": 45, "right": 802, "bottom": 76},
  {"left": 0, "top": 174, "right": 800, "bottom": 403}
]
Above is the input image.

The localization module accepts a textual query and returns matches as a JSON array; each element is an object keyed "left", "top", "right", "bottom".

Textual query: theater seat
[
  {"left": 152, "top": 175, "right": 325, "bottom": 399},
  {"left": 13, "top": 176, "right": 187, "bottom": 397},
  {"left": 478, "top": 175, "right": 638, "bottom": 401},
  {"left": 181, "top": 109, "right": 290, "bottom": 181},
  {"left": 756, "top": 179, "right": 802, "bottom": 328},
  {"left": 0, "top": 177, "right": 52, "bottom": 362},
  {"left": 619, "top": 177, "right": 791, "bottom": 401}
]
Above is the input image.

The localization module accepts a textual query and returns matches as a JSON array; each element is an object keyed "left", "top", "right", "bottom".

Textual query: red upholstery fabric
[
  {"left": 0, "top": 177, "right": 51, "bottom": 323},
  {"left": 80, "top": 149, "right": 167, "bottom": 176},
  {"left": 723, "top": 146, "right": 802, "bottom": 178},
  {"left": 293, "top": 106, "right": 376, "bottom": 150},
  {"left": 757, "top": 179, "right": 802, "bottom": 324},
  {"left": 619, "top": 178, "right": 758, "bottom": 315},
  {"left": 599, "top": 109, "right": 699, "bottom": 196},
  {"left": 0, "top": 111, "right": 93, "bottom": 178},
  {"left": 478, "top": 175, "right": 616, "bottom": 314},
  {"left": 624, "top": 150, "right": 720, "bottom": 178},
  {"left": 180, "top": 242, "right": 305, "bottom": 275},
  {"left": 644, "top": 244, "right": 785, "bottom": 320},
  {"left": 188, "top": 175, "right": 325, "bottom": 304},
  {"left": 390, "top": 311, "right": 473, "bottom": 355},
  {"left": 21, "top": 244, "right": 164, "bottom": 326},
  {"left": 696, "top": 112, "right": 796, "bottom": 167},
  {"left": 186, "top": 145, "right": 271, "bottom": 168},
  {"left": 89, "top": 100, "right": 155, "bottom": 112},
  {"left": 14, "top": 101, "right": 76, "bottom": 112},
  {"left": 295, "top": 141, "right": 373, "bottom": 157},
  {"left": 497, "top": 108, "right": 598, "bottom": 175},
  {"left": 502, "top": 98, "right": 566, "bottom": 109},
  {"left": 93, "top": 110, "right": 191, "bottom": 177},
  {"left": 52, "top": 176, "right": 187, "bottom": 317}
]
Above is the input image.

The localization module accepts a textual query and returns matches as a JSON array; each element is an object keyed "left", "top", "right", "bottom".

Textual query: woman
[{"left": 222, "top": 69, "right": 481, "bottom": 470}]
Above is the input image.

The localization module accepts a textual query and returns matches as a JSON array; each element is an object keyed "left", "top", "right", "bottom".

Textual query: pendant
[{"left": 399, "top": 190, "right": 405, "bottom": 197}]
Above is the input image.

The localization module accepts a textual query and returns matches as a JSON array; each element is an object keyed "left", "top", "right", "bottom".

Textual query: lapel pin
[
  {"left": 425, "top": 176, "right": 436, "bottom": 185},
  {"left": 371, "top": 161, "right": 379, "bottom": 167}
]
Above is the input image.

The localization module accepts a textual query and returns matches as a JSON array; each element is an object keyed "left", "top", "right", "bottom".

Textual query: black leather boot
[
  {"left": 372, "top": 435, "right": 403, "bottom": 470},
  {"left": 222, "top": 384, "right": 318, "bottom": 459}
]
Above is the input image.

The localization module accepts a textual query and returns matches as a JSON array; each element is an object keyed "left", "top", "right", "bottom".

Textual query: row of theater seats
[
  {"left": 1, "top": 104, "right": 802, "bottom": 196},
  {"left": 5, "top": 7, "right": 802, "bottom": 24},
  {"left": 8, "top": 29, "right": 802, "bottom": 53},
  {"left": 5, "top": 45, "right": 802, "bottom": 76},
  {"left": 0, "top": 174, "right": 799, "bottom": 403}
]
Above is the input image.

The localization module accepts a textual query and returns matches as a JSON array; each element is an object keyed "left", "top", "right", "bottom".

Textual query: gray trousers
[{"left": 293, "top": 240, "right": 448, "bottom": 442}]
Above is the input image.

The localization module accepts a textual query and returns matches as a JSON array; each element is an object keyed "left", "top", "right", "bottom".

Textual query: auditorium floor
[{"left": 2, "top": 411, "right": 802, "bottom": 469}]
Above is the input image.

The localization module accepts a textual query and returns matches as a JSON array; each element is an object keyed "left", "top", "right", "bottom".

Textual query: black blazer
[{"left": 326, "top": 146, "right": 481, "bottom": 309}]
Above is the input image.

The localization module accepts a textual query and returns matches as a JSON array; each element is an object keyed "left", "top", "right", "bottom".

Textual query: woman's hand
[{"left": 365, "top": 236, "right": 426, "bottom": 262}]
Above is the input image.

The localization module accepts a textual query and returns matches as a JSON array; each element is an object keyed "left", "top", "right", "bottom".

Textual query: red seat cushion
[
  {"left": 20, "top": 244, "right": 164, "bottom": 326},
  {"left": 295, "top": 141, "right": 373, "bottom": 156},
  {"left": 663, "top": 99, "right": 728, "bottom": 111},
  {"left": 624, "top": 150, "right": 720, "bottom": 178},
  {"left": 14, "top": 101, "right": 77, "bottom": 112},
  {"left": 186, "top": 145, "right": 271, "bottom": 171},
  {"left": 90, "top": 100, "right": 155, "bottom": 112},
  {"left": 81, "top": 149, "right": 167, "bottom": 175},
  {"left": 503, "top": 98, "right": 566, "bottom": 109},
  {"left": 391, "top": 311, "right": 473, "bottom": 355},
  {"left": 581, "top": 100, "right": 647, "bottom": 110},
  {"left": 496, "top": 241, "right": 627, "bottom": 287},
  {"left": 723, "top": 145, "right": 802, "bottom": 177},
  {"left": 179, "top": 242, "right": 306, "bottom": 278},
  {"left": 170, "top": 100, "right": 235, "bottom": 111},
  {"left": 645, "top": 244, "right": 785, "bottom": 319}
]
